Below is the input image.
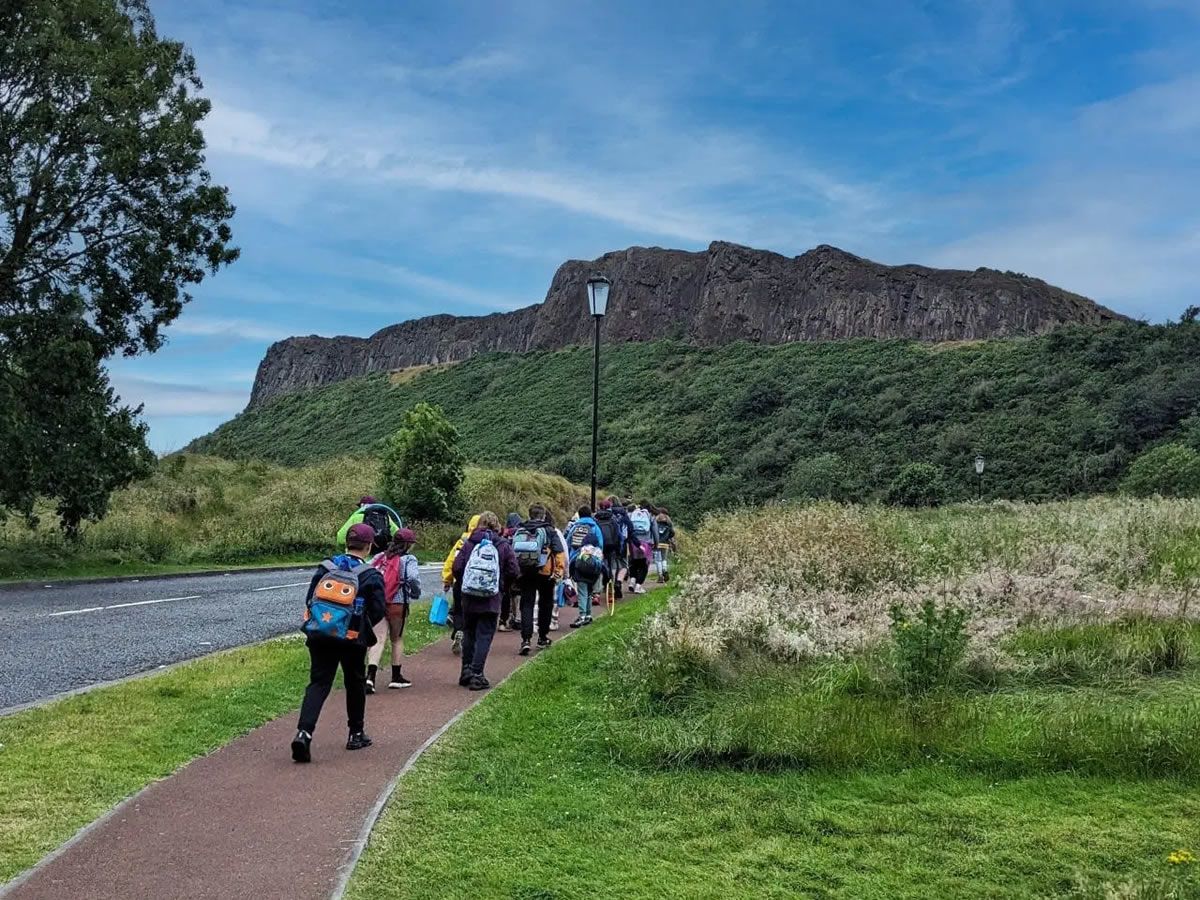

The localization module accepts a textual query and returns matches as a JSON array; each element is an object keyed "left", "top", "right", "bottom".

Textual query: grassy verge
[
  {"left": 346, "top": 594, "right": 1200, "bottom": 900},
  {"left": 0, "top": 601, "right": 443, "bottom": 884}
]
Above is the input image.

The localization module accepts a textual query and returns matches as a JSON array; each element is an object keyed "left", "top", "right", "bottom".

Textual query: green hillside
[{"left": 192, "top": 322, "right": 1200, "bottom": 521}]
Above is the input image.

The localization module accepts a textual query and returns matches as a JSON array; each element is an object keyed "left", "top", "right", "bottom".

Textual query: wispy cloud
[
  {"left": 110, "top": 375, "right": 249, "bottom": 417},
  {"left": 167, "top": 316, "right": 300, "bottom": 343}
]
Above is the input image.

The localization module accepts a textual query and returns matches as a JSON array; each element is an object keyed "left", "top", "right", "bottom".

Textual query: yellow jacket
[{"left": 442, "top": 514, "right": 481, "bottom": 585}]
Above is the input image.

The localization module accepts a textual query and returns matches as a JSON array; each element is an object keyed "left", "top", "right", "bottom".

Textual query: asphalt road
[{"left": 0, "top": 565, "right": 445, "bottom": 712}]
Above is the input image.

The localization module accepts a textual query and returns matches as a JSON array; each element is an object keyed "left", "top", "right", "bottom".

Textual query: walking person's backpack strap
[{"left": 303, "top": 560, "right": 371, "bottom": 642}]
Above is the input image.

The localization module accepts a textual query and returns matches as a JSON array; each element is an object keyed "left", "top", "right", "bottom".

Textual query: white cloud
[
  {"left": 111, "top": 375, "right": 249, "bottom": 417},
  {"left": 167, "top": 316, "right": 299, "bottom": 343}
]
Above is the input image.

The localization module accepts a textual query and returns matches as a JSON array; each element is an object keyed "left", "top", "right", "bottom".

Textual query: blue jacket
[{"left": 565, "top": 517, "right": 604, "bottom": 562}]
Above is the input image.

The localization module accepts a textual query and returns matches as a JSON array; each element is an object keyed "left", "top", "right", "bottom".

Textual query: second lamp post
[{"left": 586, "top": 274, "right": 610, "bottom": 508}]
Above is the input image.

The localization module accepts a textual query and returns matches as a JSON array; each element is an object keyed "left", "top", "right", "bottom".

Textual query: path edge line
[
  {"left": 329, "top": 634, "right": 576, "bottom": 900},
  {"left": 0, "top": 780, "right": 148, "bottom": 898}
]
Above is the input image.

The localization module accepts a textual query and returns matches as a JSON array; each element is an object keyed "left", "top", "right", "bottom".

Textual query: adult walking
[
  {"left": 451, "top": 511, "right": 519, "bottom": 691},
  {"left": 594, "top": 499, "right": 624, "bottom": 599},
  {"left": 367, "top": 527, "right": 421, "bottom": 692},
  {"left": 654, "top": 508, "right": 676, "bottom": 583},
  {"left": 442, "top": 513, "right": 481, "bottom": 656},
  {"left": 626, "top": 500, "right": 658, "bottom": 594},
  {"left": 565, "top": 505, "right": 605, "bottom": 628},
  {"left": 511, "top": 504, "right": 566, "bottom": 655},
  {"left": 292, "top": 523, "right": 387, "bottom": 762},
  {"left": 338, "top": 496, "right": 402, "bottom": 556}
]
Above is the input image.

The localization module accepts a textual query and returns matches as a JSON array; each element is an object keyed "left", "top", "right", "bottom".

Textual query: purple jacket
[{"left": 451, "top": 528, "right": 520, "bottom": 614}]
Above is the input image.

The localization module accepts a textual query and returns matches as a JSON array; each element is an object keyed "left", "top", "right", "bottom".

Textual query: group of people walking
[{"left": 290, "top": 495, "right": 674, "bottom": 763}]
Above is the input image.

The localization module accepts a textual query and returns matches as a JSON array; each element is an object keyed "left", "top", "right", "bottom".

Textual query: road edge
[{"left": 0, "top": 563, "right": 314, "bottom": 593}]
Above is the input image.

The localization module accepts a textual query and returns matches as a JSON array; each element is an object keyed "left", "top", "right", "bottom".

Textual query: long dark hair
[{"left": 385, "top": 532, "right": 413, "bottom": 558}]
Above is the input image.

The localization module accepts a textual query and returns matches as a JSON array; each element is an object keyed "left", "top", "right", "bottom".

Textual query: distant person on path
[
  {"left": 292, "top": 523, "right": 387, "bottom": 763},
  {"left": 338, "top": 496, "right": 402, "bottom": 556},
  {"left": 366, "top": 527, "right": 421, "bottom": 692},
  {"left": 512, "top": 504, "right": 567, "bottom": 655},
  {"left": 594, "top": 499, "right": 624, "bottom": 600},
  {"left": 653, "top": 508, "right": 676, "bottom": 583},
  {"left": 627, "top": 500, "right": 658, "bottom": 594},
  {"left": 565, "top": 505, "right": 605, "bottom": 627},
  {"left": 442, "top": 514, "right": 481, "bottom": 656},
  {"left": 499, "top": 513, "right": 523, "bottom": 632},
  {"left": 451, "top": 511, "right": 519, "bottom": 691},
  {"left": 548, "top": 513, "right": 570, "bottom": 631},
  {"left": 609, "top": 497, "right": 638, "bottom": 594}
]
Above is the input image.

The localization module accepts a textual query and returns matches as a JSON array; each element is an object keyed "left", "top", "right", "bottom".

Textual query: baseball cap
[
  {"left": 394, "top": 527, "right": 417, "bottom": 544},
  {"left": 599, "top": 499, "right": 612, "bottom": 510},
  {"left": 359, "top": 495, "right": 376, "bottom": 506},
  {"left": 346, "top": 523, "right": 375, "bottom": 545}
]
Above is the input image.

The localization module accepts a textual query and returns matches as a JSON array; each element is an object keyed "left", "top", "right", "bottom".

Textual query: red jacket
[{"left": 452, "top": 528, "right": 520, "bottom": 615}]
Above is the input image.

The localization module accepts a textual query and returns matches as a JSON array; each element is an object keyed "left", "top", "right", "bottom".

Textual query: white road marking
[
  {"left": 47, "top": 595, "right": 200, "bottom": 617},
  {"left": 47, "top": 606, "right": 105, "bottom": 617},
  {"left": 251, "top": 581, "right": 309, "bottom": 592},
  {"left": 106, "top": 595, "right": 201, "bottom": 610}
]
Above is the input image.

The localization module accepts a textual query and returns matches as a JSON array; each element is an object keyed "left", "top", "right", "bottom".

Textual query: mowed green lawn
[
  {"left": 0, "top": 601, "right": 443, "bottom": 884},
  {"left": 348, "top": 594, "right": 1199, "bottom": 900}
]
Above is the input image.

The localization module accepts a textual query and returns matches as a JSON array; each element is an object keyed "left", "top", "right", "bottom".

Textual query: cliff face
[{"left": 247, "top": 241, "right": 1126, "bottom": 408}]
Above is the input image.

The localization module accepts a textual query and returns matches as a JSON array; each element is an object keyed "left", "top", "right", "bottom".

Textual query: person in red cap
[
  {"left": 366, "top": 527, "right": 421, "bottom": 691},
  {"left": 292, "top": 522, "right": 387, "bottom": 763}
]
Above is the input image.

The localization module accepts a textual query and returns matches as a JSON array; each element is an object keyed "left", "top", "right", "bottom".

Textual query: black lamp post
[{"left": 586, "top": 274, "right": 610, "bottom": 509}]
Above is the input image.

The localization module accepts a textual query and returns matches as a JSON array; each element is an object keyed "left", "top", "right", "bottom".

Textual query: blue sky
[{"left": 117, "top": 0, "right": 1200, "bottom": 452}]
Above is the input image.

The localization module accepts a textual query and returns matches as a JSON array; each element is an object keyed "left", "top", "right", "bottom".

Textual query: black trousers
[
  {"left": 450, "top": 583, "right": 464, "bottom": 634},
  {"left": 461, "top": 609, "right": 498, "bottom": 677},
  {"left": 518, "top": 574, "right": 555, "bottom": 641},
  {"left": 630, "top": 556, "right": 650, "bottom": 585},
  {"left": 298, "top": 637, "right": 367, "bottom": 735},
  {"left": 603, "top": 551, "right": 624, "bottom": 597}
]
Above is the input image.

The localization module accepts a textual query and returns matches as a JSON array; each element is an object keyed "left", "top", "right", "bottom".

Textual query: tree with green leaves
[
  {"left": 1122, "top": 444, "right": 1200, "bottom": 498},
  {"left": 886, "top": 463, "right": 949, "bottom": 508},
  {"left": 1, "top": 0, "right": 237, "bottom": 533},
  {"left": 380, "top": 403, "right": 466, "bottom": 522}
]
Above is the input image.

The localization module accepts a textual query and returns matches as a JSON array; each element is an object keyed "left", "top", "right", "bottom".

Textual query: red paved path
[{"left": 4, "top": 624, "right": 556, "bottom": 900}]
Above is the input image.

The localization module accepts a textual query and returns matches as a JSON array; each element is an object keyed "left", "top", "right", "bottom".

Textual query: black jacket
[{"left": 304, "top": 553, "right": 387, "bottom": 647}]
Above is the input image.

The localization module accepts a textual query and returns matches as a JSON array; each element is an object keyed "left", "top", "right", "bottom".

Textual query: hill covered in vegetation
[{"left": 193, "top": 323, "right": 1200, "bottom": 521}]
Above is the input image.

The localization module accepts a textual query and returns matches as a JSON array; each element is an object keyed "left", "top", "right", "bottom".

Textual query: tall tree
[
  {"left": 380, "top": 403, "right": 466, "bottom": 523},
  {"left": 0, "top": 0, "right": 237, "bottom": 532}
]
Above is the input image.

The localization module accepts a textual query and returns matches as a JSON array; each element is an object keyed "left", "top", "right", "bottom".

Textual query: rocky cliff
[{"left": 247, "top": 241, "right": 1126, "bottom": 408}]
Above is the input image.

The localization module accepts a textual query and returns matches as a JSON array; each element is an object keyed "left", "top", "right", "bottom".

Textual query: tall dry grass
[{"left": 645, "top": 499, "right": 1200, "bottom": 666}]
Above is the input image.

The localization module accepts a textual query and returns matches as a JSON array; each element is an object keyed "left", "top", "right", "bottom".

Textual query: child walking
[{"left": 367, "top": 527, "right": 421, "bottom": 692}]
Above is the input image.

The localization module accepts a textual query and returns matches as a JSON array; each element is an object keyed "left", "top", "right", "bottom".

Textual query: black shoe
[
  {"left": 537, "top": 636, "right": 552, "bottom": 649},
  {"left": 346, "top": 731, "right": 373, "bottom": 751},
  {"left": 291, "top": 729, "right": 312, "bottom": 763},
  {"left": 365, "top": 678, "right": 375, "bottom": 695},
  {"left": 664, "top": 571, "right": 671, "bottom": 583},
  {"left": 518, "top": 640, "right": 531, "bottom": 656},
  {"left": 468, "top": 675, "right": 490, "bottom": 691},
  {"left": 459, "top": 669, "right": 474, "bottom": 687},
  {"left": 570, "top": 617, "right": 585, "bottom": 629}
]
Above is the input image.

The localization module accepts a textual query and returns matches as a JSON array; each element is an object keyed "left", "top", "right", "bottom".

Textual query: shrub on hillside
[
  {"left": 787, "top": 453, "right": 862, "bottom": 502},
  {"left": 886, "top": 463, "right": 948, "bottom": 507},
  {"left": 1122, "top": 444, "right": 1200, "bottom": 498},
  {"left": 380, "top": 403, "right": 466, "bottom": 522}
]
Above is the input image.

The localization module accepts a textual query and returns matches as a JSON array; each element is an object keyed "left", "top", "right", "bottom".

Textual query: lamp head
[{"left": 586, "top": 274, "right": 610, "bottom": 317}]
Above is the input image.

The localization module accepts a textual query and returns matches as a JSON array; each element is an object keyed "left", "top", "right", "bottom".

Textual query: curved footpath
[{"left": 1, "top": 618, "right": 579, "bottom": 900}]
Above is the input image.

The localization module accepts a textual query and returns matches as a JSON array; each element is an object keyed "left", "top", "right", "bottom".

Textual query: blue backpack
[{"left": 303, "top": 559, "right": 371, "bottom": 642}]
